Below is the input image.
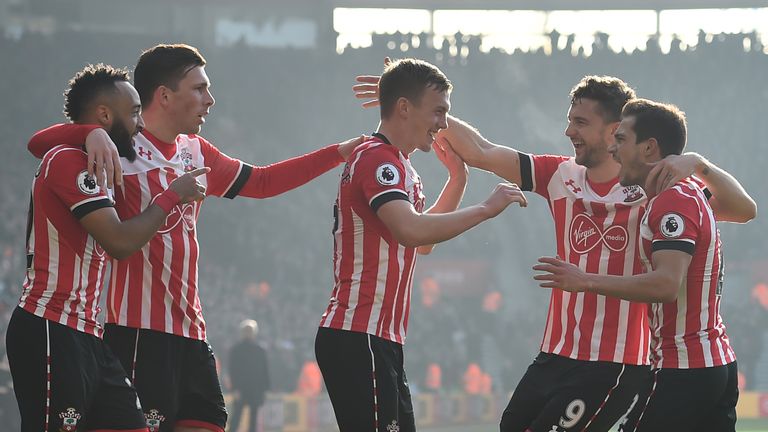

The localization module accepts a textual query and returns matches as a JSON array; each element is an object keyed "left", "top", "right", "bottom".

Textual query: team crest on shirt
[
  {"left": 179, "top": 148, "right": 196, "bottom": 172},
  {"left": 376, "top": 163, "right": 400, "bottom": 186},
  {"left": 660, "top": 213, "right": 684, "bottom": 238},
  {"left": 145, "top": 409, "right": 166, "bottom": 432},
  {"left": 76, "top": 170, "right": 100, "bottom": 195},
  {"left": 622, "top": 185, "right": 644, "bottom": 202},
  {"left": 58, "top": 407, "right": 81, "bottom": 431}
]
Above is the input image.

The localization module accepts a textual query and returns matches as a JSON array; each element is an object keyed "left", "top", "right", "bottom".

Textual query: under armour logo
[
  {"left": 565, "top": 179, "right": 582, "bottom": 193},
  {"left": 138, "top": 146, "right": 153, "bottom": 160}
]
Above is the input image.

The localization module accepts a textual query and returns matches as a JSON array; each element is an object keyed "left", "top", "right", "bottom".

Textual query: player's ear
[
  {"left": 396, "top": 97, "right": 409, "bottom": 118},
  {"left": 644, "top": 137, "right": 660, "bottom": 158},
  {"left": 94, "top": 104, "right": 113, "bottom": 128},
  {"left": 155, "top": 85, "right": 171, "bottom": 107}
]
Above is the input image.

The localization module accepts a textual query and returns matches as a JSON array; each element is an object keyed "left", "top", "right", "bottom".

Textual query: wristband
[{"left": 154, "top": 188, "right": 181, "bottom": 213}]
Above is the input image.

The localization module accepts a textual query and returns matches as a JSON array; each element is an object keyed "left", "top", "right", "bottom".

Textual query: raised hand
[
  {"left": 482, "top": 182, "right": 527, "bottom": 218},
  {"left": 352, "top": 57, "right": 391, "bottom": 108},
  {"left": 84, "top": 128, "right": 123, "bottom": 189},
  {"left": 433, "top": 137, "right": 467, "bottom": 179},
  {"left": 169, "top": 167, "right": 210, "bottom": 203}
]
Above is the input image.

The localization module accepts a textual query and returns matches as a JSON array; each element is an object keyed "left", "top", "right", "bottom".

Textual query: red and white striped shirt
[
  {"left": 28, "top": 124, "right": 345, "bottom": 341},
  {"left": 320, "top": 137, "right": 425, "bottom": 344},
  {"left": 521, "top": 154, "right": 650, "bottom": 365},
  {"left": 20, "top": 146, "right": 114, "bottom": 338},
  {"left": 106, "top": 131, "right": 246, "bottom": 340},
  {"left": 639, "top": 180, "right": 735, "bottom": 369}
]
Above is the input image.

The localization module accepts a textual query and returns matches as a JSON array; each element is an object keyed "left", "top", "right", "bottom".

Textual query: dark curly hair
[
  {"left": 63, "top": 63, "right": 131, "bottom": 122},
  {"left": 570, "top": 76, "right": 636, "bottom": 123}
]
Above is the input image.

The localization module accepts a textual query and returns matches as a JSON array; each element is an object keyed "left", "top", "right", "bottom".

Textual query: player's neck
[
  {"left": 141, "top": 108, "right": 180, "bottom": 144},
  {"left": 377, "top": 123, "right": 415, "bottom": 155},
  {"left": 586, "top": 159, "right": 621, "bottom": 184}
]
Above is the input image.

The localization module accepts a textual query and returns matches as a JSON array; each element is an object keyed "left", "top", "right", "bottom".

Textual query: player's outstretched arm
[
  {"left": 235, "top": 135, "right": 365, "bottom": 199},
  {"left": 439, "top": 116, "right": 524, "bottom": 185},
  {"left": 79, "top": 168, "right": 208, "bottom": 259},
  {"left": 377, "top": 183, "right": 527, "bottom": 249},
  {"left": 533, "top": 251, "right": 690, "bottom": 303},
  {"left": 646, "top": 152, "right": 756, "bottom": 223}
]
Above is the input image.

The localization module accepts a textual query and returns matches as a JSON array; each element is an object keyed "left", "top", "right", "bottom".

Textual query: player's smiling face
[
  {"left": 407, "top": 86, "right": 450, "bottom": 153},
  {"left": 565, "top": 98, "right": 617, "bottom": 169},
  {"left": 168, "top": 65, "right": 215, "bottom": 136}
]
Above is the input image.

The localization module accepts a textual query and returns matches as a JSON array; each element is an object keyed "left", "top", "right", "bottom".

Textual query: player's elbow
[
  {"left": 655, "top": 277, "right": 682, "bottom": 303},
  {"left": 99, "top": 240, "right": 139, "bottom": 260},
  {"left": 741, "top": 199, "right": 758, "bottom": 223},
  {"left": 390, "top": 227, "right": 428, "bottom": 248},
  {"left": 394, "top": 235, "right": 423, "bottom": 249},
  {"left": 102, "top": 245, "right": 131, "bottom": 260},
  {"left": 416, "top": 245, "right": 435, "bottom": 255}
]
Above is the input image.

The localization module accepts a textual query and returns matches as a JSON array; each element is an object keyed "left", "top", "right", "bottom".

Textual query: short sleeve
[
  {"left": 45, "top": 149, "right": 112, "bottom": 218},
  {"left": 521, "top": 153, "right": 570, "bottom": 198},
  {"left": 647, "top": 189, "right": 701, "bottom": 255},
  {"left": 354, "top": 149, "right": 409, "bottom": 212}
]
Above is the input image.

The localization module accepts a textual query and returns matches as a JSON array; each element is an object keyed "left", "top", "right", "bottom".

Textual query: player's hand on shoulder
[
  {"left": 646, "top": 152, "right": 704, "bottom": 195},
  {"left": 85, "top": 128, "right": 123, "bottom": 190},
  {"left": 337, "top": 135, "right": 367, "bottom": 161},
  {"left": 481, "top": 182, "right": 527, "bottom": 218},
  {"left": 169, "top": 167, "right": 210, "bottom": 203}
]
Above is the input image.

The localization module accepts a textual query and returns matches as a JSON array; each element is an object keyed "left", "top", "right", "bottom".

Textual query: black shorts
[
  {"left": 103, "top": 324, "right": 227, "bottom": 432},
  {"left": 619, "top": 362, "right": 739, "bottom": 432},
  {"left": 5, "top": 307, "right": 147, "bottom": 432},
  {"left": 315, "top": 327, "right": 415, "bottom": 432},
  {"left": 501, "top": 352, "right": 650, "bottom": 432}
]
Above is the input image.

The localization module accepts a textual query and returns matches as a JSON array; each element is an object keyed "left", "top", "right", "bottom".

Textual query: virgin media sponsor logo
[
  {"left": 569, "top": 213, "right": 628, "bottom": 253},
  {"left": 154, "top": 199, "right": 197, "bottom": 234}
]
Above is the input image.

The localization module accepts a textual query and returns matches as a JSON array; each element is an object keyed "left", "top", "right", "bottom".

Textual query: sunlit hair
[
  {"left": 63, "top": 63, "right": 131, "bottom": 122},
  {"left": 570, "top": 75, "right": 636, "bottom": 123},
  {"left": 379, "top": 58, "right": 452, "bottom": 119},
  {"left": 622, "top": 98, "right": 687, "bottom": 157},
  {"left": 134, "top": 43, "right": 206, "bottom": 107}
]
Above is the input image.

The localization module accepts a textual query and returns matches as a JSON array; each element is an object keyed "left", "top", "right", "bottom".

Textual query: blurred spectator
[{"left": 228, "top": 320, "right": 269, "bottom": 432}]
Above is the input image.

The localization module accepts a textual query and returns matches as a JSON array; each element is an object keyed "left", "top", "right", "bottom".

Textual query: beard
[{"left": 109, "top": 118, "right": 137, "bottom": 162}]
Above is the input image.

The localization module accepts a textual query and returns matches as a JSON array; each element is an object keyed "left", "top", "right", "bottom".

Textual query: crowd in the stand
[{"left": 1, "top": 29, "right": 766, "bottom": 407}]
